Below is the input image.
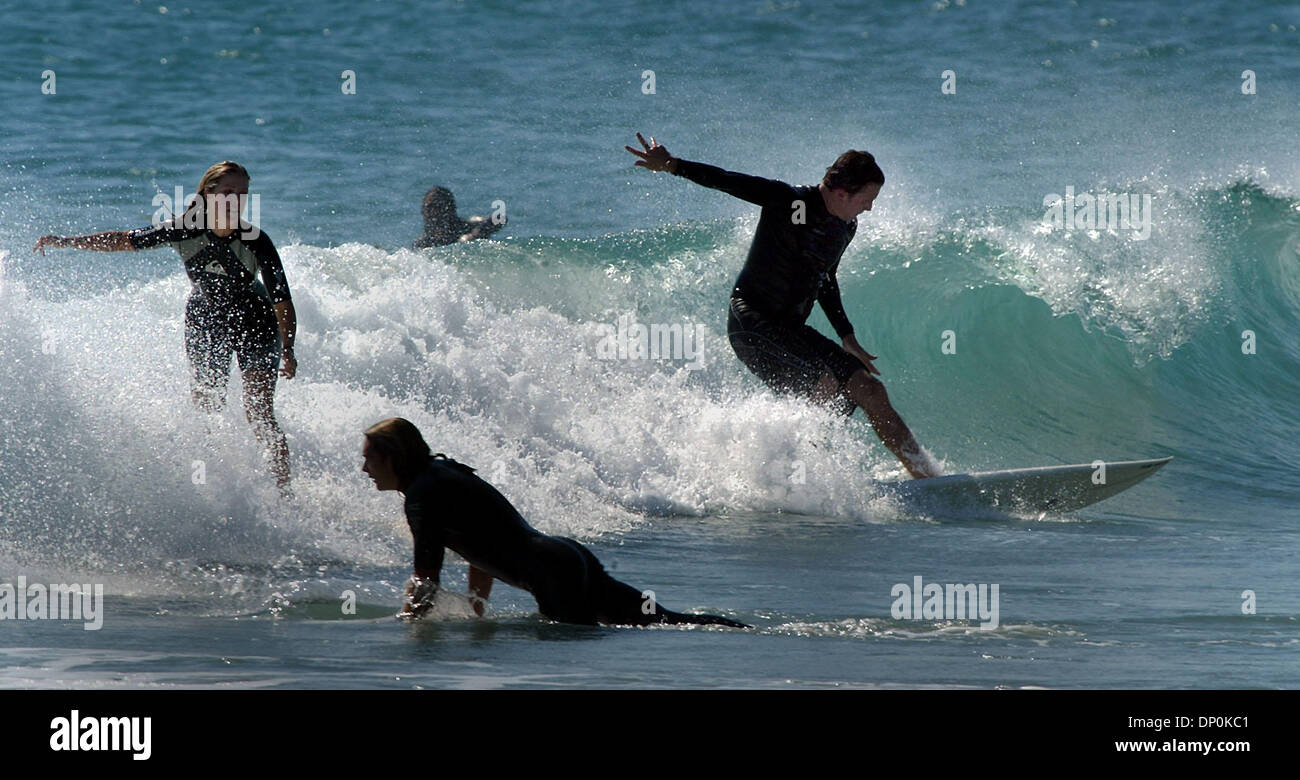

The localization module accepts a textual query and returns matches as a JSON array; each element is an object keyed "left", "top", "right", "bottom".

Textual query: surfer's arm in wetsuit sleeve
[
  {"left": 669, "top": 159, "right": 797, "bottom": 208},
  {"left": 36, "top": 219, "right": 203, "bottom": 254},
  {"left": 247, "top": 233, "right": 298, "bottom": 379},
  {"left": 819, "top": 268, "right": 880, "bottom": 375},
  {"left": 626, "top": 132, "right": 794, "bottom": 207},
  {"left": 818, "top": 273, "right": 855, "bottom": 340},
  {"left": 403, "top": 493, "right": 447, "bottom": 616}
]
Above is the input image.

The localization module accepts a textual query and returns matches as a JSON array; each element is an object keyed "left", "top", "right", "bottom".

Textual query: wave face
[
  {"left": 3, "top": 178, "right": 1298, "bottom": 610},
  {"left": 1, "top": 0, "right": 1299, "bottom": 692}
]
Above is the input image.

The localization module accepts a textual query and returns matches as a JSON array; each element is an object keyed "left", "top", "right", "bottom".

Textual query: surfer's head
[
  {"left": 183, "top": 161, "right": 250, "bottom": 232},
  {"left": 821, "top": 151, "right": 884, "bottom": 219},
  {"left": 422, "top": 186, "right": 460, "bottom": 228},
  {"left": 363, "top": 417, "right": 432, "bottom": 491},
  {"left": 823, "top": 150, "right": 884, "bottom": 193}
]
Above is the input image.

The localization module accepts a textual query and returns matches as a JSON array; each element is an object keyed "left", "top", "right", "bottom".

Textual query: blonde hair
[{"left": 180, "top": 161, "right": 250, "bottom": 225}]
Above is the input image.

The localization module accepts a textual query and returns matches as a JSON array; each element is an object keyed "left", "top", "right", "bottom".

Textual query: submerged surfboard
[{"left": 880, "top": 457, "right": 1172, "bottom": 514}]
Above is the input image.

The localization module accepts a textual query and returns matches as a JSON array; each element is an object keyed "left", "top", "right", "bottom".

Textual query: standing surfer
[
  {"left": 35, "top": 161, "right": 298, "bottom": 489},
  {"left": 626, "top": 133, "right": 939, "bottom": 478}
]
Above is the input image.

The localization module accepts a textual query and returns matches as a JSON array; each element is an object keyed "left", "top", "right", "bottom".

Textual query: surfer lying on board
[
  {"left": 34, "top": 162, "right": 297, "bottom": 489},
  {"left": 362, "top": 417, "right": 747, "bottom": 628},
  {"left": 626, "top": 133, "right": 940, "bottom": 479},
  {"left": 413, "top": 186, "right": 506, "bottom": 248}
]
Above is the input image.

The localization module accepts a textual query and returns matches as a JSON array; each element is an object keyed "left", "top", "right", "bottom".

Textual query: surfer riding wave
[{"left": 627, "top": 133, "right": 940, "bottom": 479}]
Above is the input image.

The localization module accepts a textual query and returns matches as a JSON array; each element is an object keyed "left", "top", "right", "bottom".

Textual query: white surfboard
[{"left": 880, "top": 457, "right": 1172, "bottom": 514}]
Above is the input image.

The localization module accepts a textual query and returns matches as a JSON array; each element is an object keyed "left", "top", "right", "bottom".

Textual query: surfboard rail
[{"left": 880, "top": 456, "right": 1173, "bottom": 514}]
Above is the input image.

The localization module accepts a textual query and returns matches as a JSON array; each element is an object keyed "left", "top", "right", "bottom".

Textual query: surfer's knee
[
  {"left": 810, "top": 372, "right": 840, "bottom": 401},
  {"left": 192, "top": 388, "right": 224, "bottom": 413},
  {"left": 846, "top": 369, "right": 887, "bottom": 405}
]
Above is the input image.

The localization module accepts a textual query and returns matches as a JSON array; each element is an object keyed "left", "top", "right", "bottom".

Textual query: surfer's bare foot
[
  {"left": 841, "top": 370, "right": 941, "bottom": 478},
  {"left": 899, "top": 445, "right": 942, "bottom": 479}
]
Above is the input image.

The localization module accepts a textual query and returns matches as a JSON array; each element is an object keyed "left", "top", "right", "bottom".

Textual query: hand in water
[{"left": 399, "top": 576, "right": 438, "bottom": 619}]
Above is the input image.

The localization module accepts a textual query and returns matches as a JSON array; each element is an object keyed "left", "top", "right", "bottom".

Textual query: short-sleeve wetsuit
[
  {"left": 128, "top": 220, "right": 291, "bottom": 396},
  {"left": 672, "top": 159, "right": 865, "bottom": 414},
  {"left": 404, "top": 456, "right": 746, "bottom": 628}
]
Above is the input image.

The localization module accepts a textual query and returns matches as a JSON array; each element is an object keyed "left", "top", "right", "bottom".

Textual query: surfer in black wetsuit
[
  {"left": 413, "top": 186, "right": 506, "bottom": 248},
  {"left": 626, "top": 133, "right": 940, "bottom": 479},
  {"left": 35, "top": 162, "right": 298, "bottom": 488},
  {"left": 361, "top": 417, "right": 747, "bottom": 628}
]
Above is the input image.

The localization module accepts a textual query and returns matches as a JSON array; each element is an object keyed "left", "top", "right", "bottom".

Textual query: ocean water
[{"left": 1, "top": 0, "right": 1298, "bottom": 689}]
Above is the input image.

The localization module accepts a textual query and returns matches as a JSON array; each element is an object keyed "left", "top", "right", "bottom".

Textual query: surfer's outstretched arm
[
  {"left": 34, "top": 231, "right": 134, "bottom": 253},
  {"left": 625, "top": 131, "right": 792, "bottom": 206}
]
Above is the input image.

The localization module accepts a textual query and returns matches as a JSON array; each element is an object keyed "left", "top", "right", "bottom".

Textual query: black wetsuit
[
  {"left": 413, "top": 216, "right": 504, "bottom": 248},
  {"left": 404, "top": 456, "right": 746, "bottom": 628},
  {"left": 413, "top": 186, "right": 506, "bottom": 248},
  {"left": 673, "top": 159, "right": 865, "bottom": 414},
  {"left": 128, "top": 220, "right": 291, "bottom": 396}
]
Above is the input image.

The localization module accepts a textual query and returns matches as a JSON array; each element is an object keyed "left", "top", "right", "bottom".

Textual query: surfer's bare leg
[
  {"left": 242, "top": 368, "right": 291, "bottom": 489},
  {"left": 834, "top": 370, "right": 939, "bottom": 479},
  {"left": 191, "top": 385, "right": 224, "bottom": 414},
  {"left": 810, "top": 372, "right": 843, "bottom": 405}
]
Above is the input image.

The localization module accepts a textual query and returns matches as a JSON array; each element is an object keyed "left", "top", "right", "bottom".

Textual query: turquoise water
[{"left": 1, "top": 0, "right": 1298, "bottom": 688}]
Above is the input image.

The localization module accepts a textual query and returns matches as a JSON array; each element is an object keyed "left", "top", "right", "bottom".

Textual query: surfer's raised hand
[
  {"left": 626, "top": 132, "right": 678, "bottom": 173},
  {"left": 842, "top": 334, "right": 880, "bottom": 376}
]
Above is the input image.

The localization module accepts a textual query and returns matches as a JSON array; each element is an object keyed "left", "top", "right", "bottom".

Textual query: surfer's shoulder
[{"left": 430, "top": 453, "right": 477, "bottom": 477}]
